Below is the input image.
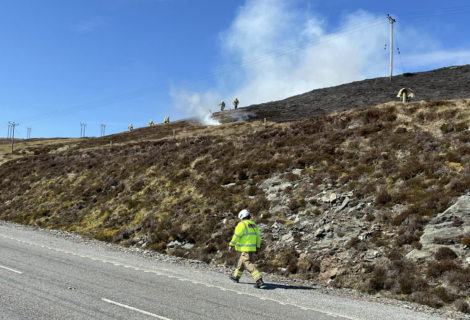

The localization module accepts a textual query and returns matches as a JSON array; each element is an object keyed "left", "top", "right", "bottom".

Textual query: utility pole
[
  {"left": 27, "top": 127, "right": 32, "bottom": 140},
  {"left": 80, "top": 122, "right": 87, "bottom": 138},
  {"left": 9, "top": 122, "right": 19, "bottom": 153},
  {"left": 7, "top": 123, "right": 11, "bottom": 139},
  {"left": 101, "top": 124, "right": 106, "bottom": 137},
  {"left": 387, "top": 14, "right": 396, "bottom": 82}
]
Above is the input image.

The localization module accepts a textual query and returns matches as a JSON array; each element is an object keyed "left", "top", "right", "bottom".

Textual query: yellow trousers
[{"left": 233, "top": 252, "right": 262, "bottom": 281}]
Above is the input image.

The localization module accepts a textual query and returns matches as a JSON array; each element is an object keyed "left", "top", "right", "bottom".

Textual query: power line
[{"left": 394, "top": 31, "right": 406, "bottom": 74}]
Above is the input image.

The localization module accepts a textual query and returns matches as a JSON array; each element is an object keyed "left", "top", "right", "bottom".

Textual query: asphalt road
[{"left": 0, "top": 224, "right": 446, "bottom": 320}]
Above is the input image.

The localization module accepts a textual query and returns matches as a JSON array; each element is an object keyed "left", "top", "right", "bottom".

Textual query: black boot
[
  {"left": 229, "top": 275, "right": 239, "bottom": 283},
  {"left": 254, "top": 279, "right": 266, "bottom": 289}
]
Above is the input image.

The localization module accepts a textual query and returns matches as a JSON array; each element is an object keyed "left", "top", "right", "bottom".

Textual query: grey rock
[
  {"left": 166, "top": 240, "right": 183, "bottom": 249},
  {"left": 279, "top": 182, "right": 293, "bottom": 191},
  {"left": 258, "top": 175, "right": 284, "bottom": 190},
  {"left": 281, "top": 232, "right": 294, "bottom": 244},
  {"left": 222, "top": 183, "right": 236, "bottom": 188},
  {"left": 266, "top": 193, "right": 278, "bottom": 201},
  {"left": 314, "top": 228, "right": 326, "bottom": 238},
  {"left": 336, "top": 197, "right": 350, "bottom": 212},
  {"left": 182, "top": 243, "right": 195, "bottom": 250},
  {"left": 416, "top": 194, "right": 470, "bottom": 259},
  {"left": 365, "top": 250, "right": 382, "bottom": 261}
]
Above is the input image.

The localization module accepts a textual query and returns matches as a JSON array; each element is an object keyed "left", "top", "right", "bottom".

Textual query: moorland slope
[{"left": 2, "top": 66, "right": 470, "bottom": 312}]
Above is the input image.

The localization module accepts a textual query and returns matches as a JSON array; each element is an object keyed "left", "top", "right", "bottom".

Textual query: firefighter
[
  {"left": 164, "top": 116, "right": 170, "bottom": 124},
  {"left": 233, "top": 97, "right": 239, "bottom": 110},
  {"left": 219, "top": 100, "right": 226, "bottom": 111},
  {"left": 128, "top": 123, "right": 133, "bottom": 131},
  {"left": 229, "top": 209, "right": 266, "bottom": 288},
  {"left": 149, "top": 119, "right": 154, "bottom": 126}
]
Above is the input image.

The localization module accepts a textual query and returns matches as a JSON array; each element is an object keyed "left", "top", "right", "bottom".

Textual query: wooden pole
[{"left": 264, "top": 118, "right": 267, "bottom": 129}]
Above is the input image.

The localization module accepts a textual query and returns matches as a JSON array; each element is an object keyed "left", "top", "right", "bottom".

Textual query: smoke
[
  {"left": 170, "top": 88, "right": 221, "bottom": 125},
  {"left": 170, "top": 0, "right": 468, "bottom": 122}
]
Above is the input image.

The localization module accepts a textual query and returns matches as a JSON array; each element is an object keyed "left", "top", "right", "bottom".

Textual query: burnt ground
[{"left": 214, "top": 64, "right": 470, "bottom": 123}]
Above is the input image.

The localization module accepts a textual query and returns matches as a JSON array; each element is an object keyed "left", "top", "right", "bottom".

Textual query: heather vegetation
[{"left": 2, "top": 98, "right": 470, "bottom": 311}]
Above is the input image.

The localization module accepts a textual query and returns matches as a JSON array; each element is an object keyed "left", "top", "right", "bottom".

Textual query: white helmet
[{"left": 238, "top": 209, "right": 251, "bottom": 220}]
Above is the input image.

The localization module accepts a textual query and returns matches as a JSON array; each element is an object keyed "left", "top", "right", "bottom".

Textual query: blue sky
[{"left": 1, "top": 0, "right": 469, "bottom": 138}]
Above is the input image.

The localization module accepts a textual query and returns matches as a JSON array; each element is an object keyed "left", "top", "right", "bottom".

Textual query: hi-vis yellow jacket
[{"left": 229, "top": 219, "right": 261, "bottom": 252}]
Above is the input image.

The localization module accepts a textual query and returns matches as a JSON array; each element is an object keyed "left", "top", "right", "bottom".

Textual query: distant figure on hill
[
  {"left": 128, "top": 123, "right": 133, "bottom": 132},
  {"left": 149, "top": 119, "right": 154, "bottom": 126},
  {"left": 219, "top": 100, "right": 226, "bottom": 111},
  {"left": 164, "top": 116, "right": 170, "bottom": 124},
  {"left": 233, "top": 97, "right": 239, "bottom": 110},
  {"left": 397, "top": 88, "right": 414, "bottom": 103}
]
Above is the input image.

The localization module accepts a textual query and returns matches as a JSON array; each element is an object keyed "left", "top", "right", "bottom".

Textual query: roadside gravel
[{"left": 2, "top": 220, "right": 469, "bottom": 320}]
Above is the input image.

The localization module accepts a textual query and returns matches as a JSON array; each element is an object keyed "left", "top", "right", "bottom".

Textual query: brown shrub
[
  {"left": 247, "top": 185, "right": 259, "bottom": 196},
  {"left": 392, "top": 213, "right": 408, "bottom": 226},
  {"left": 395, "top": 233, "right": 420, "bottom": 247},
  {"left": 433, "top": 287, "right": 456, "bottom": 303},
  {"left": 426, "top": 260, "right": 461, "bottom": 278},
  {"left": 449, "top": 179, "right": 467, "bottom": 193},
  {"left": 398, "top": 276, "right": 414, "bottom": 294},
  {"left": 462, "top": 237, "right": 470, "bottom": 247},
  {"left": 411, "top": 241, "right": 422, "bottom": 250},
  {"left": 112, "top": 227, "right": 134, "bottom": 243},
  {"left": 288, "top": 199, "right": 300, "bottom": 211},
  {"left": 345, "top": 237, "right": 360, "bottom": 249},
  {"left": 455, "top": 300, "right": 470, "bottom": 313},
  {"left": 388, "top": 249, "right": 404, "bottom": 261},
  {"left": 452, "top": 217, "right": 464, "bottom": 227},
  {"left": 435, "top": 247, "right": 458, "bottom": 261},
  {"left": 410, "top": 291, "right": 444, "bottom": 308},
  {"left": 446, "top": 272, "right": 470, "bottom": 293},
  {"left": 376, "top": 188, "right": 392, "bottom": 205},
  {"left": 368, "top": 267, "right": 386, "bottom": 291}
]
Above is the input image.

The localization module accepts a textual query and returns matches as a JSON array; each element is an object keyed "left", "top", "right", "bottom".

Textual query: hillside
[
  {"left": 214, "top": 64, "right": 470, "bottom": 123},
  {"left": 2, "top": 67, "right": 470, "bottom": 312}
]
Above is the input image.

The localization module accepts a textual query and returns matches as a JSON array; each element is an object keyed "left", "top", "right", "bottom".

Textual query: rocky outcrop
[
  {"left": 258, "top": 173, "right": 382, "bottom": 258},
  {"left": 407, "top": 194, "right": 470, "bottom": 261}
]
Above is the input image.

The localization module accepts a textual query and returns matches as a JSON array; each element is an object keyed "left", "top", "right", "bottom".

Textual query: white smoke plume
[{"left": 170, "top": 88, "right": 221, "bottom": 125}]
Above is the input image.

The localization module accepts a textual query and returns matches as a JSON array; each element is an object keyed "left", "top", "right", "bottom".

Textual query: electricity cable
[{"left": 394, "top": 31, "right": 406, "bottom": 74}]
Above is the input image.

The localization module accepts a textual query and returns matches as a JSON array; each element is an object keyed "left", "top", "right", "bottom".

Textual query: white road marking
[
  {"left": 102, "top": 298, "right": 173, "bottom": 320},
  {"left": 0, "top": 265, "right": 23, "bottom": 274}
]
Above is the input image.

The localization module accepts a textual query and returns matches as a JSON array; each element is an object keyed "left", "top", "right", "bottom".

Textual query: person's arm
[
  {"left": 256, "top": 225, "right": 262, "bottom": 249},
  {"left": 229, "top": 223, "right": 244, "bottom": 249}
]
